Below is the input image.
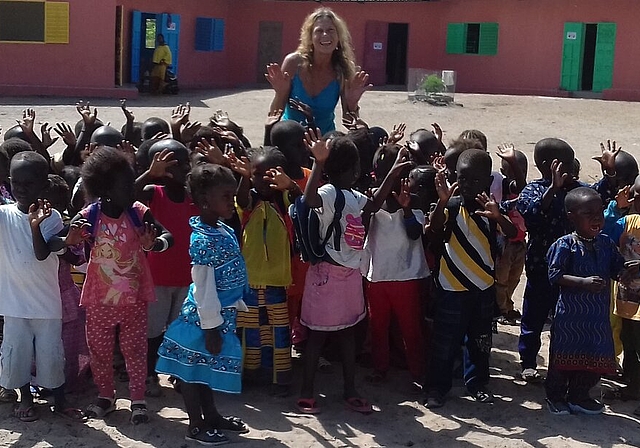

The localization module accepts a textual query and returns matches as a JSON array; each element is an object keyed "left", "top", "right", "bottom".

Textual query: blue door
[
  {"left": 158, "top": 13, "right": 180, "bottom": 77},
  {"left": 130, "top": 10, "right": 142, "bottom": 83}
]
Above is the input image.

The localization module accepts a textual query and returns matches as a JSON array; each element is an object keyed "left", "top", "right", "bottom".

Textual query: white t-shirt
[
  {"left": 361, "top": 208, "right": 430, "bottom": 282},
  {"left": 0, "top": 204, "right": 64, "bottom": 319},
  {"left": 316, "top": 185, "right": 368, "bottom": 269}
]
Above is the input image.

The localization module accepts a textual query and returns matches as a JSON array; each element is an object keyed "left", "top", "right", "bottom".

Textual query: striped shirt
[{"left": 437, "top": 204, "right": 495, "bottom": 292}]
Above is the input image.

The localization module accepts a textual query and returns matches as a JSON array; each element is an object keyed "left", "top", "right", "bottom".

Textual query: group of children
[{"left": 0, "top": 98, "right": 639, "bottom": 445}]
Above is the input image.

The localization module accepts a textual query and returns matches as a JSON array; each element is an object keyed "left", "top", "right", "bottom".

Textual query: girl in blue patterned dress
[
  {"left": 545, "top": 187, "right": 635, "bottom": 416},
  {"left": 156, "top": 163, "right": 249, "bottom": 446}
]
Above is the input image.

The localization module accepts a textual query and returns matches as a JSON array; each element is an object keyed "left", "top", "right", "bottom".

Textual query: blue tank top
[{"left": 282, "top": 73, "right": 340, "bottom": 135}]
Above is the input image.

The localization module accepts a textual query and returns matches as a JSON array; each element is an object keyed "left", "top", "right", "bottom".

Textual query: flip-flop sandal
[
  {"left": 296, "top": 398, "right": 321, "bottom": 415},
  {"left": 0, "top": 387, "right": 17, "bottom": 403},
  {"left": 217, "top": 416, "right": 249, "bottom": 434},
  {"left": 130, "top": 404, "right": 149, "bottom": 425},
  {"left": 53, "top": 406, "right": 87, "bottom": 422},
  {"left": 317, "top": 357, "right": 334, "bottom": 374},
  {"left": 85, "top": 398, "right": 116, "bottom": 419},
  {"left": 344, "top": 397, "right": 373, "bottom": 414},
  {"left": 14, "top": 404, "right": 39, "bottom": 422}
]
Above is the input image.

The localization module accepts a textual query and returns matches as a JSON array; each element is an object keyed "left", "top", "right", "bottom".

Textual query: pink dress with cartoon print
[{"left": 80, "top": 202, "right": 155, "bottom": 307}]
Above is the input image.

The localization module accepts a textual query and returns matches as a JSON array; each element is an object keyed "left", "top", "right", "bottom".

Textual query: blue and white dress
[{"left": 156, "top": 218, "right": 248, "bottom": 393}]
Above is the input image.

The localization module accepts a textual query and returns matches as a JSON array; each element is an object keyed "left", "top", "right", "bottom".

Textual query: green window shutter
[
  {"left": 592, "top": 22, "right": 616, "bottom": 92},
  {"left": 446, "top": 23, "right": 466, "bottom": 54},
  {"left": 560, "top": 22, "right": 585, "bottom": 91},
  {"left": 478, "top": 22, "right": 499, "bottom": 55},
  {"left": 45, "top": 2, "right": 69, "bottom": 44}
]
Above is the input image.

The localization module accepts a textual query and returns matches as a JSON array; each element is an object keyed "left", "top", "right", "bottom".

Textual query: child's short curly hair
[
  {"left": 81, "top": 147, "right": 133, "bottom": 199},
  {"left": 247, "top": 146, "right": 288, "bottom": 169},
  {"left": 324, "top": 136, "right": 359, "bottom": 182},
  {"left": 187, "top": 163, "right": 236, "bottom": 205}
]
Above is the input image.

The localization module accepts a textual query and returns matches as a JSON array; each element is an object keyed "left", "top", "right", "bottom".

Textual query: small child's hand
[
  {"left": 265, "top": 109, "right": 283, "bottom": 128},
  {"left": 305, "top": 128, "right": 330, "bottom": 163},
  {"left": 196, "top": 138, "right": 227, "bottom": 166},
  {"left": 388, "top": 123, "right": 406, "bottom": 145},
  {"left": 551, "top": 159, "right": 570, "bottom": 189},
  {"left": 581, "top": 276, "right": 606, "bottom": 292},
  {"left": 120, "top": 99, "right": 135, "bottom": 123},
  {"left": 264, "top": 166, "right": 295, "bottom": 192},
  {"left": 76, "top": 101, "right": 98, "bottom": 127},
  {"left": 496, "top": 143, "right": 516, "bottom": 164},
  {"left": 116, "top": 140, "right": 136, "bottom": 167},
  {"left": 66, "top": 219, "right": 91, "bottom": 246},
  {"left": 390, "top": 146, "right": 413, "bottom": 175},
  {"left": 392, "top": 178, "right": 412, "bottom": 209},
  {"left": 205, "top": 329, "right": 223, "bottom": 355},
  {"left": 228, "top": 153, "right": 252, "bottom": 179},
  {"left": 140, "top": 223, "right": 158, "bottom": 251},
  {"left": 54, "top": 122, "right": 76, "bottom": 147},
  {"left": 28, "top": 199, "right": 52, "bottom": 228},
  {"left": 148, "top": 148, "right": 178, "bottom": 179},
  {"left": 40, "top": 122, "right": 58, "bottom": 149},
  {"left": 431, "top": 122, "right": 443, "bottom": 142},
  {"left": 289, "top": 99, "right": 314, "bottom": 124},
  {"left": 475, "top": 192, "right": 501, "bottom": 220},
  {"left": 170, "top": 103, "right": 191, "bottom": 128},
  {"left": 432, "top": 155, "right": 446, "bottom": 173},
  {"left": 17, "top": 108, "right": 36, "bottom": 135},
  {"left": 341, "top": 112, "right": 369, "bottom": 131},
  {"left": 615, "top": 185, "right": 634, "bottom": 210},
  {"left": 593, "top": 140, "right": 620, "bottom": 176},
  {"left": 435, "top": 171, "right": 458, "bottom": 202},
  {"left": 181, "top": 121, "right": 202, "bottom": 144}
]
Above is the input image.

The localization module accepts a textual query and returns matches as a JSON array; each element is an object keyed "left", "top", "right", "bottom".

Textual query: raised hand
[
  {"left": 54, "top": 122, "right": 76, "bottom": 147},
  {"left": 593, "top": 139, "right": 620, "bottom": 175},
  {"left": 151, "top": 131, "right": 170, "bottom": 141},
  {"left": 265, "top": 166, "right": 295, "bottom": 191},
  {"left": 265, "top": 109, "right": 283, "bottom": 128},
  {"left": 140, "top": 222, "right": 158, "bottom": 251},
  {"left": 289, "top": 98, "right": 314, "bottom": 124},
  {"left": 475, "top": 192, "right": 501, "bottom": 220},
  {"left": 28, "top": 199, "right": 52, "bottom": 228},
  {"left": 148, "top": 148, "right": 178, "bottom": 179},
  {"left": 304, "top": 127, "right": 330, "bottom": 163},
  {"left": 432, "top": 155, "right": 446, "bottom": 173},
  {"left": 120, "top": 99, "right": 135, "bottom": 123},
  {"left": 393, "top": 178, "right": 412, "bottom": 208},
  {"left": 265, "top": 63, "right": 292, "bottom": 94},
  {"left": 181, "top": 121, "right": 202, "bottom": 144},
  {"left": 388, "top": 123, "right": 406, "bottom": 145},
  {"left": 17, "top": 108, "right": 36, "bottom": 134},
  {"left": 435, "top": 171, "right": 458, "bottom": 202},
  {"left": 431, "top": 122, "right": 443, "bottom": 142},
  {"left": 343, "top": 71, "right": 372, "bottom": 110},
  {"left": 116, "top": 140, "right": 136, "bottom": 166},
  {"left": 615, "top": 185, "right": 634, "bottom": 209},
  {"left": 76, "top": 101, "right": 98, "bottom": 127},
  {"left": 196, "top": 138, "right": 227, "bottom": 166},
  {"left": 170, "top": 103, "right": 191, "bottom": 128},
  {"left": 341, "top": 112, "right": 369, "bottom": 131},
  {"left": 40, "top": 122, "right": 58, "bottom": 149},
  {"left": 390, "top": 146, "right": 413, "bottom": 175},
  {"left": 551, "top": 159, "right": 570, "bottom": 189},
  {"left": 496, "top": 143, "right": 517, "bottom": 164},
  {"left": 66, "top": 219, "right": 91, "bottom": 246},
  {"left": 227, "top": 153, "right": 252, "bottom": 179}
]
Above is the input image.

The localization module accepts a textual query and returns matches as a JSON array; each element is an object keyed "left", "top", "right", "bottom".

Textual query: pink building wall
[{"left": 1, "top": 0, "right": 640, "bottom": 100}]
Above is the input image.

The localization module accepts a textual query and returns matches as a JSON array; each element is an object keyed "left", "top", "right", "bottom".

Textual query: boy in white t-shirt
[{"left": 0, "top": 152, "right": 84, "bottom": 421}]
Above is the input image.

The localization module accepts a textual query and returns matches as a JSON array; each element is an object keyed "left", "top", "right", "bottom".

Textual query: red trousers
[
  {"left": 366, "top": 279, "right": 425, "bottom": 381},
  {"left": 86, "top": 304, "right": 148, "bottom": 401}
]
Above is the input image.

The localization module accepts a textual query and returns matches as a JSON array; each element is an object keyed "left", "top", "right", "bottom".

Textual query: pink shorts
[{"left": 300, "top": 262, "right": 366, "bottom": 331}]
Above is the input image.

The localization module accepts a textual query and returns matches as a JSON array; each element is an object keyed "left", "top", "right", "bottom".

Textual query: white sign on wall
[
  {"left": 566, "top": 32, "right": 577, "bottom": 40},
  {"left": 373, "top": 42, "right": 383, "bottom": 50}
]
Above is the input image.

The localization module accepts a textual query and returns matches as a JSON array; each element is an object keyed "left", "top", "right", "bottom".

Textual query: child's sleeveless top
[
  {"left": 147, "top": 185, "right": 199, "bottom": 287},
  {"left": 283, "top": 73, "right": 340, "bottom": 135},
  {"left": 80, "top": 201, "right": 155, "bottom": 307}
]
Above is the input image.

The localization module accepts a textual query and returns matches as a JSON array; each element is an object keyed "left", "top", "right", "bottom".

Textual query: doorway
[
  {"left": 386, "top": 23, "right": 408, "bottom": 85},
  {"left": 130, "top": 11, "right": 180, "bottom": 84},
  {"left": 257, "top": 21, "right": 283, "bottom": 84},
  {"left": 560, "top": 22, "right": 616, "bottom": 93}
]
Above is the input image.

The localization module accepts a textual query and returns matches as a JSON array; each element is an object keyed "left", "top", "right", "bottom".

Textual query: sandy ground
[{"left": 1, "top": 91, "right": 640, "bottom": 447}]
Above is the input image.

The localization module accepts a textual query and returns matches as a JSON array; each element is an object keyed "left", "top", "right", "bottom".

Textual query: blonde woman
[{"left": 266, "top": 8, "right": 371, "bottom": 135}]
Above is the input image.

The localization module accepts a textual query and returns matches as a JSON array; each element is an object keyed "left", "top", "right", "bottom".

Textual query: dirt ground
[{"left": 1, "top": 90, "right": 640, "bottom": 447}]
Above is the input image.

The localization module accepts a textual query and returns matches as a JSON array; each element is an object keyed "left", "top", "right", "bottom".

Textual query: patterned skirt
[{"left": 156, "top": 294, "right": 242, "bottom": 394}]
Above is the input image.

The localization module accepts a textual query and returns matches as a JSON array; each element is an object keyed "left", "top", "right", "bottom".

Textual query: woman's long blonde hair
[{"left": 296, "top": 8, "right": 356, "bottom": 82}]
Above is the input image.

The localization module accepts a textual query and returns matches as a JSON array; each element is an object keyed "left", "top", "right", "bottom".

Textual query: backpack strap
[
  {"left": 329, "top": 187, "right": 345, "bottom": 252},
  {"left": 87, "top": 202, "right": 100, "bottom": 239},
  {"left": 126, "top": 205, "right": 144, "bottom": 229}
]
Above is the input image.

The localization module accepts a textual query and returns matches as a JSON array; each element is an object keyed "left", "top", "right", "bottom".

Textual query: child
[
  {"left": 0, "top": 152, "right": 83, "bottom": 421},
  {"left": 134, "top": 139, "right": 198, "bottom": 397},
  {"left": 495, "top": 146, "right": 528, "bottom": 325},
  {"left": 409, "top": 128, "right": 446, "bottom": 165},
  {"left": 516, "top": 138, "right": 578, "bottom": 382},
  {"left": 156, "top": 163, "right": 249, "bottom": 445},
  {"left": 42, "top": 175, "right": 90, "bottom": 392},
  {"left": 75, "top": 147, "right": 173, "bottom": 424},
  {"left": 362, "top": 144, "right": 429, "bottom": 387},
  {"left": 297, "top": 131, "right": 411, "bottom": 414},
  {"left": 424, "top": 149, "right": 516, "bottom": 408},
  {"left": 545, "top": 187, "right": 631, "bottom": 415},
  {"left": 234, "top": 146, "right": 297, "bottom": 393}
]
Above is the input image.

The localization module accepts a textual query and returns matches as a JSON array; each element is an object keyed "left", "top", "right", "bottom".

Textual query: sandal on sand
[
  {"left": 344, "top": 397, "right": 373, "bottom": 414},
  {"left": 469, "top": 388, "right": 494, "bottom": 404},
  {"left": 365, "top": 370, "right": 386, "bottom": 384},
  {"left": 14, "top": 404, "right": 39, "bottom": 422},
  {"left": 296, "top": 398, "right": 321, "bottom": 414},
  {"left": 217, "top": 416, "right": 249, "bottom": 434},
  {"left": 85, "top": 398, "right": 115, "bottom": 419},
  {"left": 317, "top": 357, "right": 334, "bottom": 374},
  {"left": 0, "top": 387, "right": 17, "bottom": 403},
  {"left": 185, "top": 427, "right": 229, "bottom": 446},
  {"left": 53, "top": 406, "right": 86, "bottom": 422},
  {"left": 130, "top": 403, "right": 149, "bottom": 425}
]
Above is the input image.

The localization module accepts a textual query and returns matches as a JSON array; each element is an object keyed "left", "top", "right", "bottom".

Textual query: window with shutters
[
  {"left": 446, "top": 22, "right": 498, "bottom": 55},
  {"left": 195, "top": 17, "right": 225, "bottom": 52},
  {"left": 0, "top": 1, "right": 68, "bottom": 43}
]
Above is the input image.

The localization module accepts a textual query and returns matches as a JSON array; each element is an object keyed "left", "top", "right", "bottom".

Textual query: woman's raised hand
[
  {"left": 265, "top": 63, "right": 292, "bottom": 94},
  {"left": 344, "top": 71, "right": 372, "bottom": 111}
]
